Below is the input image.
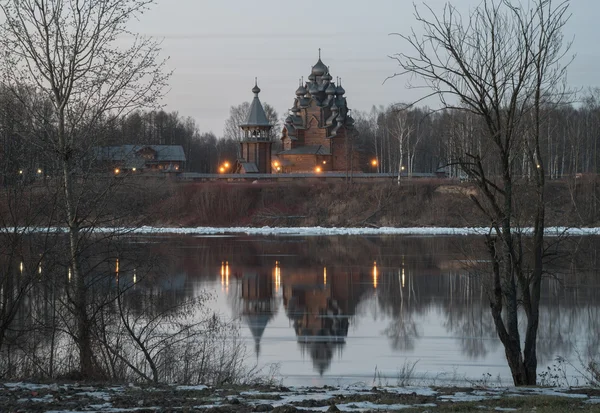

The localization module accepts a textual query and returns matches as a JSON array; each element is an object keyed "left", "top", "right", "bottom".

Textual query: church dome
[
  {"left": 311, "top": 58, "right": 327, "bottom": 77},
  {"left": 322, "top": 72, "right": 332, "bottom": 82},
  {"left": 295, "top": 84, "right": 307, "bottom": 96},
  {"left": 326, "top": 83, "right": 336, "bottom": 95},
  {"left": 252, "top": 84, "right": 261, "bottom": 95},
  {"left": 336, "top": 84, "right": 345, "bottom": 96}
]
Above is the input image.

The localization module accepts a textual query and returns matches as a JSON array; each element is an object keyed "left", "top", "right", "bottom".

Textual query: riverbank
[
  {"left": 146, "top": 178, "right": 600, "bottom": 229},
  {"left": 3, "top": 382, "right": 600, "bottom": 412},
  {"left": 4, "top": 178, "right": 599, "bottom": 229}
]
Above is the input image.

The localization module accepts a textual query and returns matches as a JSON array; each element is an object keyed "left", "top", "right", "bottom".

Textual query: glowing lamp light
[
  {"left": 276, "top": 167, "right": 281, "bottom": 171},
  {"left": 536, "top": 164, "right": 541, "bottom": 169},
  {"left": 371, "top": 159, "right": 378, "bottom": 167},
  {"left": 322, "top": 160, "right": 327, "bottom": 165},
  {"left": 273, "top": 161, "right": 280, "bottom": 167},
  {"left": 37, "top": 168, "right": 42, "bottom": 174},
  {"left": 114, "top": 168, "right": 120, "bottom": 174},
  {"left": 224, "top": 162, "right": 230, "bottom": 168},
  {"left": 401, "top": 166, "right": 405, "bottom": 171},
  {"left": 219, "top": 167, "right": 225, "bottom": 173},
  {"left": 132, "top": 167, "right": 136, "bottom": 172},
  {"left": 18, "top": 170, "right": 23, "bottom": 174},
  {"left": 315, "top": 166, "right": 322, "bottom": 173}
]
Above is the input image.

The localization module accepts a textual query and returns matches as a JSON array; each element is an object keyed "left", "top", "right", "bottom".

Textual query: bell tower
[{"left": 238, "top": 79, "right": 273, "bottom": 173}]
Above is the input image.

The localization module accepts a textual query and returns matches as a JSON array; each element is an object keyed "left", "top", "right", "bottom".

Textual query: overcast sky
[{"left": 128, "top": 0, "right": 600, "bottom": 136}]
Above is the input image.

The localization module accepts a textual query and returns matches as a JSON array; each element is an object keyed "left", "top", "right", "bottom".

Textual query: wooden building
[
  {"left": 235, "top": 81, "right": 273, "bottom": 174},
  {"left": 277, "top": 52, "right": 361, "bottom": 173},
  {"left": 94, "top": 145, "right": 186, "bottom": 173}
]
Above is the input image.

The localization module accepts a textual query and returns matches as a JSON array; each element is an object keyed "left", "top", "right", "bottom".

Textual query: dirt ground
[{"left": 2, "top": 382, "right": 600, "bottom": 412}]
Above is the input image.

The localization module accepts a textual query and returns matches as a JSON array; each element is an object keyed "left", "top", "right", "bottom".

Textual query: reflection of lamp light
[
  {"left": 373, "top": 261, "right": 378, "bottom": 289},
  {"left": 323, "top": 267, "right": 327, "bottom": 285},
  {"left": 274, "top": 261, "right": 281, "bottom": 293}
]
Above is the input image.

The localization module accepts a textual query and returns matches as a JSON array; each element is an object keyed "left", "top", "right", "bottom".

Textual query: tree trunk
[{"left": 59, "top": 109, "right": 93, "bottom": 378}]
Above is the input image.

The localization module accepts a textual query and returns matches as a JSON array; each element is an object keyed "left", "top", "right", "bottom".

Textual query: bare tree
[
  {"left": 389, "top": 104, "right": 413, "bottom": 184},
  {"left": 0, "top": 0, "right": 169, "bottom": 378},
  {"left": 390, "top": 0, "right": 572, "bottom": 385}
]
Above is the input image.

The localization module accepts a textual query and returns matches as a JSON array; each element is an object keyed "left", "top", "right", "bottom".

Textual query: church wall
[
  {"left": 302, "top": 106, "right": 328, "bottom": 147},
  {"left": 280, "top": 154, "right": 318, "bottom": 173}
]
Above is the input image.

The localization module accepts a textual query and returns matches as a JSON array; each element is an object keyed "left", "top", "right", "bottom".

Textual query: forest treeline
[{"left": 2, "top": 85, "right": 600, "bottom": 177}]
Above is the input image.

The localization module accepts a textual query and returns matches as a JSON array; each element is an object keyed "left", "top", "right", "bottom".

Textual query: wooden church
[
  {"left": 235, "top": 52, "right": 360, "bottom": 174},
  {"left": 277, "top": 52, "right": 360, "bottom": 173}
]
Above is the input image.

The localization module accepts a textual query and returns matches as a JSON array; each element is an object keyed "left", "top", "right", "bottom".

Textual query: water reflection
[{"left": 4, "top": 234, "right": 600, "bottom": 384}]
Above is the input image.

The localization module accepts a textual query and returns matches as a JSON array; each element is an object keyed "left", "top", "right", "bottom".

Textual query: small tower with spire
[{"left": 237, "top": 79, "right": 273, "bottom": 173}]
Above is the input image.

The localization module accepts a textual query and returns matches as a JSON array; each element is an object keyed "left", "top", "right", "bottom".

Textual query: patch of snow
[
  {"left": 335, "top": 401, "right": 412, "bottom": 411},
  {"left": 384, "top": 386, "right": 438, "bottom": 396},
  {"left": 440, "top": 392, "right": 487, "bottom": 402},
  {"left": 89, "top": 403, "right": 114, "bottom": 409},
  {"left": 17, "top": 394, "right": 54, "bottom": 403},
  {"left": 174, "top": 384, "right": 208, "bottom": 391},
  {"left": 586, "top": 398, "right": 600, "bottom": 404},
  {"left": 75, "top": 391, "right": 112, "bottom": 401},
  {"left": 495, "top": 408, "right": 518, "bottom": 411},
  {"left": 276, "top": 392, "right": 334, "bottom": 404},
  {"left": 3, "top": 382, "right": 51, "bottom": 390},
  {"left": 511, "top": 387, "right": 589, "bottom": 399}
]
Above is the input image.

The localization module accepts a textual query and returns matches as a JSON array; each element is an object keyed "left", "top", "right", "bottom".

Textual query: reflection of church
[
  {"left": 282, "top": 268, "right": 368, "bottom": 375},
  {"left": 240, "top": 271, "right": 279, "bottom": 357},
  {"left": 225, "top": 245, "right": 373, "bottom": 375}
]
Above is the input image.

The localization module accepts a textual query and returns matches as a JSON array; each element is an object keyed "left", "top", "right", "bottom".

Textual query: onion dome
[
  {"left": 308, "top": 83, "right": 319, "bottom": 95},
  {"left": 295, "top": 83, "right": 307, "bottom": 96},
  {"left": 326, "top": 83, "right": 336, "bottom": 95},
  {"left": 252, "top": 79, "right": 261, "bottom": 96},
  {"left": 336, "top": 112, "right": 344, "bottom": 122},
  {"left": 311, "top": 58, "right": 327, "bottom": 77},
  {"left": 336, "top": 84, "right": 345, "bottom": 96},
  {"left": 322, "top": 72, "right": 332, "bottom": 82},
  {"left": 308, "top": 72, "right": 316, "bottom": 81},
  {"left": 346, "top": 115, "right": 355, "bottom": 127},
  {"left": 285, "top": 115, "right": 293, "bottom": 124}
]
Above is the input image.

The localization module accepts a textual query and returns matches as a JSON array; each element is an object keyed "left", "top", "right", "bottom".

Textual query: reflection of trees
[
  {"left": 440, "top": 272, "right": 497, "bottom": 359},
  {"left": 377, "top": 269, "right": 419, "bottom": 351}
]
